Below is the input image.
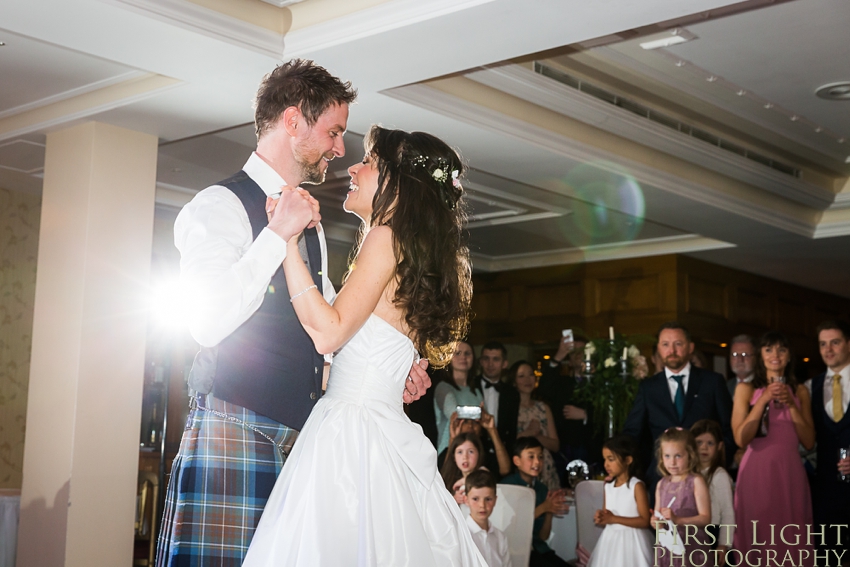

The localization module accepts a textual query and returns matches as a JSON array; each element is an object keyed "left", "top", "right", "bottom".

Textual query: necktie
[
  {"left": 834, "top": 375, "right": 845, "bottom": 422},
  {"left": 482, "top": 380, "right": 499, "bottom": 390},
  {"left": 672, "top": 375, "right": 686, "bottom": 421}
]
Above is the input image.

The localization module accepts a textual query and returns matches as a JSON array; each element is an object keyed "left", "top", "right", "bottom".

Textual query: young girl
[
  {"left": 587, "top": 435, "right": 653, "bottom": 567},
  {"left": 652, "top": 428, "right": 711, "bottom": 567},
  {"left": 691, "top": 420, "right": 735, "bottom": 566},
  {"left": 441, "top": 432, "right": 485, "bottom": 504}
]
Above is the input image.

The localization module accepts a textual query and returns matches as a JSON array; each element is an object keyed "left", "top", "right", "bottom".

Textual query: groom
[{"left": 156, "top": 60, "right": 430, "bottom": 567}]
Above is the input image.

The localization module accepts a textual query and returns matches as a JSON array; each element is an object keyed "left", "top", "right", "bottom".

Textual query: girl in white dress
[
  {"left": 243, "top": 126, "right": 485, "bottom": 566},
  {"left": 587, "top": 435, "right": 654, "bottom": 567}
]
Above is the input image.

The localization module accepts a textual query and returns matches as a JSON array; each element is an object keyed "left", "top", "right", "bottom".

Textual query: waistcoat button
[{"left": 310, "top": 392, "right": 317, "bottom": 400}]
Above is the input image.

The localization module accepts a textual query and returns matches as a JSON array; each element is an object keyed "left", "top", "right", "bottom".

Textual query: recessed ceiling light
[
  {"left": 815, "top": 82, "right": 850, "bottom": 101},
  {"left": 640, "top": 28, "right": 698, "bottom": 50},
  {"left": 0, "top": 42, "right": 6, "bottom": 47}
]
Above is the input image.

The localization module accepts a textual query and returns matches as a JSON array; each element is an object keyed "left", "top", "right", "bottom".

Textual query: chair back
[
  {"left": 574, "top": 480, "right": 605, "bottom": 554},
  {"left": 490, "top": 484, "right": 535, "bottom": 567}
]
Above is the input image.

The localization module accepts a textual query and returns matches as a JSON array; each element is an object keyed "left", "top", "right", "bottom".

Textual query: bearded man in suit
[{"left": 622, "top": 321, "right": 734, "bottom": 501}]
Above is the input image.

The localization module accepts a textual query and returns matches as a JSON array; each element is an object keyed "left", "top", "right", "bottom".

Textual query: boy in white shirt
[{"left": 465, "top": 469, "right": 512, "bottom": 567}]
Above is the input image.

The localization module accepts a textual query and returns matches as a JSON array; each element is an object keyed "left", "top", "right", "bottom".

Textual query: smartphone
[
  {"left": 562, "top": 329, "right": 574, "bottom": 342},
  {"left": 456, "top": 405, "right": 482, "bottom": 420}
]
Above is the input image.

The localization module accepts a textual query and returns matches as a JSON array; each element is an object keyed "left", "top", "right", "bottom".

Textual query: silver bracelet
[{"left": 290, "top": 284, "right": 317, "bottom": 302}]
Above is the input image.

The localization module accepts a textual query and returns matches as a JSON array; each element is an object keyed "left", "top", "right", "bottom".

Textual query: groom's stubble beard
[{"left": 293, "top": 140, "right": 332, "bottom": 185}]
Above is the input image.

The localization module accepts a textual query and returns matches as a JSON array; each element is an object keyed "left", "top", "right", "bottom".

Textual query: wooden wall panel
[
  {"left": 470, "top": 290, "right": 510, "bottom": 322},
  {"left": 469, "top": 254, "right": 850, "bottom": 372},
  {"left": 737, "top": 288, "right": 771, "bottom": 327},
  {"left": 686, "top": 275, "right": 726, "bottom": 319},
  {"left": 776, "top": 298, "right": 807, "bottom": 336},
  {"left": 598, "top": 275, "right": 659, "bottom": 311},
  {"left": 526, "top": 283, "right": 581, "bottom": 318}
]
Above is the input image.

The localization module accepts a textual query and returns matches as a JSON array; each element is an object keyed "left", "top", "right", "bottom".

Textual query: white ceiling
[{"left": 1, "top": 0, "right": 850, "bottom": 299}]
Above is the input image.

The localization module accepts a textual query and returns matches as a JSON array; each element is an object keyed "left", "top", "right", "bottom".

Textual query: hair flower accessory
[{"left": 432, "top": 168, "right": 447, "bottom": 183}]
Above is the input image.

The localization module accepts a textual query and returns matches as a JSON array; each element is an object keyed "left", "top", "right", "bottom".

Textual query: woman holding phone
[{"left": 434, "top": 340, "right": 484, "bottom": 454}]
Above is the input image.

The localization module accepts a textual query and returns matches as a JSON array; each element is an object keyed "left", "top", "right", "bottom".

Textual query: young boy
[
  {"left": 500, "top": 438, "right": 570, "bottom": 567},
  {"left": 465, "top": 469, "right": 512, "bottom": 567}
]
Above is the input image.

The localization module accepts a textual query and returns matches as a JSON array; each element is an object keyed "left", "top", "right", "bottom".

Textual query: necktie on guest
[
  {"left": 672, "top": 375, "right": 686, "bottom": 420},
  {"left": 482, "top": 380, "right": 499, "bottom": 390},
  {"left": 834, "top": 375, "right": 845, "bottom": 422}
]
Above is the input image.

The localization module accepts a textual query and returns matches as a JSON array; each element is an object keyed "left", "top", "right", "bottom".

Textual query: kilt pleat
[{"left": 156, "top": 395, "right": 297, "bottom": 567}]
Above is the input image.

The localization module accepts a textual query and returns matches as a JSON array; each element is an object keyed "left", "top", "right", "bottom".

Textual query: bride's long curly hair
[{"left": 346, "top": 126, "right": 472, "bottom": 368}]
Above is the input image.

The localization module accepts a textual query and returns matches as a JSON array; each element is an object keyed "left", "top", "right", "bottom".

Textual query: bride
[{"left": 242, "top": 126, "right": 486, "bottom": 566}]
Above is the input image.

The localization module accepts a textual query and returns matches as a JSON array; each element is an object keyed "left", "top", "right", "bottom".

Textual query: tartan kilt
[{"left": 156, "top": 394, "right": 298, "bottom": 567}]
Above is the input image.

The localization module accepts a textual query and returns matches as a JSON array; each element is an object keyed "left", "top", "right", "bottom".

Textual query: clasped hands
[
  {"left": 544, "top": 489, "right": 570, "bottom": 517},
  {"left": 758, "top": 380, "right": 793, "bottom": 407},
  {"left": 265, "top": 186, "right": 321, "bottom": 241}
]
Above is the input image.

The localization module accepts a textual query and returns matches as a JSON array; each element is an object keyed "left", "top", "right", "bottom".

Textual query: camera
[{"left": 456, "top": 405, "right": 482, "bottom": 420}]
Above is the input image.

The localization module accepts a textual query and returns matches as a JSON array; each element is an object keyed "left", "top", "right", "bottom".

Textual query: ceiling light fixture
[
  {"left": 640, "top": 28, "right": 698, "bottom": 50},
  {"left": 815, "top": 82, "right": 850, "bottom": 101},
  {"left": 0, "top": 42, "right": 6, "bottom": 47}
]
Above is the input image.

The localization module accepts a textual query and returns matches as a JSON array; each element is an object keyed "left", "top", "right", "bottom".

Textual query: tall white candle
[
  {"left": 623, "top": 346, "right": 628, "bottom": 360},
  {"left": 585, "top": 348, "right": 591, "bottom": 361},
  {"left": 609, "top": 326, "right": 615, "bottom": 341}
]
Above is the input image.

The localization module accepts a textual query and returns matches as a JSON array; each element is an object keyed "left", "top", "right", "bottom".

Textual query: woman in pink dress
[{"left": 732, "top": 331, "right": 815, "bottom": 566}]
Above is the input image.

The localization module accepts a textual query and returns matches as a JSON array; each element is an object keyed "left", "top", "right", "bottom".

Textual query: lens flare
[{"left": 562, "top": 162, "right": 645, "bottom": 248}]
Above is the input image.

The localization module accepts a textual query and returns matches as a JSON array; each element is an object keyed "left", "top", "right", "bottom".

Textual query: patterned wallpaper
[{"left": 0, "top": 187, "right": 41, "bottom": 489}]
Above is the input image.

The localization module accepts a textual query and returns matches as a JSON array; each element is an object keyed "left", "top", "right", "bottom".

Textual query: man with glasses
[{"left": 727, "top": 335, "right": 756, "bottom": 398}]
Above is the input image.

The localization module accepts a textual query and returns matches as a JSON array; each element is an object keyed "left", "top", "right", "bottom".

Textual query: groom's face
[{"left": 293, "top": 103, "right": 349, "bottom": 185}]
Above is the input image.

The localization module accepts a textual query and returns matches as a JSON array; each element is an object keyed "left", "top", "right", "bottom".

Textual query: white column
[{"left": 17, "top": 122, "right": 157, "bottom": 567}]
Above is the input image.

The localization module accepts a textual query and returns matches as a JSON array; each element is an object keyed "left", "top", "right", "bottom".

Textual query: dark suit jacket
[
  {"left": 537, "top": 363, "right": 599, "bottom": 462},
  {"left": 809, "top": 372, "right": 850, "bottom": 551},
  {"left": 622, "top": 366, "right": 735, "bottom": 497},
  {"left": 478, "top": 375, "right": 520, "bottom": 457}
]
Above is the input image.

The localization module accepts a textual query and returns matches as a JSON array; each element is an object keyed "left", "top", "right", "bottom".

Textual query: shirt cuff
[{"left": 246, "top": 227, "right": 288, "bottom": 267}]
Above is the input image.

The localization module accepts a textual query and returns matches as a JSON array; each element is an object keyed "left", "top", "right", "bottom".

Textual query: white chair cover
[
  {"left": 574, "top": 480, "right": 605, "bottom": 555},
  {"left": 0, "top": 490, "right": 21, "bottom": 567},
  {"left": 491, "top": 484, "right": 535, "bottom": 567}
]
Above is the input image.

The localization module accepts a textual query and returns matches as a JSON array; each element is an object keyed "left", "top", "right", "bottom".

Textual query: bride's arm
[{"left": 284, "top": 225, "right": 395, "bottom": 354}]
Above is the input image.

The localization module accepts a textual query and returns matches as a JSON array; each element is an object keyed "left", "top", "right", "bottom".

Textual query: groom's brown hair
[{"left": 254, "top": 59, "right": 357, "bottom": 139}]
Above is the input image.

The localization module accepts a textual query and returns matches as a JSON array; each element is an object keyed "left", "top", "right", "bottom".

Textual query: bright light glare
[{"left": 149, "top": 279, "right": 189, "bottom": 333}]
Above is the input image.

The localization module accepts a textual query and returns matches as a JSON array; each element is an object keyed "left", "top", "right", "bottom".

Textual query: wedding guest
[
  {"left": 435, "top": 340, "right": 483, "bottom": 454},
  {"left": 501, "top": 438, "right": 570, "bottom": 567},
  {"left": 477, "top": 341, "right": 520, "bottom": 456},
  {"left": 691, "top": 419, "right": 734, "bottom": 566},
  {"left": 586, "top": 435, "right": 653, "bottom": 567},
  {"left": 622, "top": 322, "right": 733, "bottom": 502},
  {"left": 651, "top": 428, "right": 711, "bottom": 567},
  {"left": 439, "top": 407, "right": 511, "bottom": 479},
  {"left": 537, "top": 332, "right": 596, "bottom": 468},
  {"left": 732, "top": 331, "right": 814, "bottom": 565},
  {"left": 511, "top": 361, "right": 561, "bottom": 491},
  {"left": 441, "top": 431, "right": 486, "bottom": 504},
  {"left": 810, "top": 320, "right": 850, "bottom": 558},
  {"left": 727, "top": 335, "right": 756, "bottom": 398},
  {"left": 465, "top": 469, "right": 512, "bottom": 567}
]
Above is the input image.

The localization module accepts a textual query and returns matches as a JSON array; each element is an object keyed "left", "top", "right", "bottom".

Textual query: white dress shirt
[
  {"left": 825, "top": 365, "right": 850, "bottom": 421},
  {"left": 174, "top": 152, "right": 335, "bottom": 348},
  {"left": 465, "top": 514, "right": 512, "bottom": 567},
  {"left": 482, "top": 377, "right": 500, "bottom": 426},
  {"left": 665, "top": 363, "right": 691, "bottom": 404}
]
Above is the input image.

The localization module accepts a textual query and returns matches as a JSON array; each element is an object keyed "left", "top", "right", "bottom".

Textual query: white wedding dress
[{"left": 243, "top": 314, "right": 486, "bottom": 567}]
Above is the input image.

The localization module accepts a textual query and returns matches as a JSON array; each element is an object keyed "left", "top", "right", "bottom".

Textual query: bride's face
[{"left": 344, "top": 153, "right": 380, "bottom": 220}]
